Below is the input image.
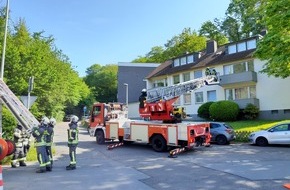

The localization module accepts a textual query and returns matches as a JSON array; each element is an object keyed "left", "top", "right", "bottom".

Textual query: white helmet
[
  {"left": 49, "top": 117, "right": 56, "bottom": 126},
  {"left": 141, "top": 89, "right": 146, "bottom": 92},
  {"left": 41, "top": 116, "right": 49, "bottom": 125},
  {"left": 71, "top": 115, "right": 79, "bottom": 123}
]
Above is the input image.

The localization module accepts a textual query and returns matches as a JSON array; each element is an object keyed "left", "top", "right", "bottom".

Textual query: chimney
[{"left": 206, "top": 40, "right": 217, "bottom": 54}]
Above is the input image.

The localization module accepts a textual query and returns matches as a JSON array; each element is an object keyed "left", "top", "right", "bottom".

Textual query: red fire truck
[{"left": 89, "top": 75, "right": 218, "bottom": 152}]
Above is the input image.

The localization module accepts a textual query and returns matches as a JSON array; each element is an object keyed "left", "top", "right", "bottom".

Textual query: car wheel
[
  {"left": 216, "top": 135, "right": 228, "bottom": 145},
  {"left": 256, "top": 137, "right": 268, "bottom": 146},
  {"left": 96, "top": 130, "right": 105, "bottom": 144},
  {"left": 151, "top": 135, "right": 167, "bottom": 152}
]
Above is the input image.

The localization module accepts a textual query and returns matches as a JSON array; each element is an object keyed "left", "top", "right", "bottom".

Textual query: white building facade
[{"left": 145, "top": 36, "right": 290, "bottom": 120}]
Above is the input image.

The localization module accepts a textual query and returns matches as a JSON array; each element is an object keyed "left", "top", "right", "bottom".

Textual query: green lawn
[{"left": 227, "top": 120, "right": 290, "bottom": 132}]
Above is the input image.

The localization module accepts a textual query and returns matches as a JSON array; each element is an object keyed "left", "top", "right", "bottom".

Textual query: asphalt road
[{"left": 2, "top": 121, "right": 290, "bottom": 190}]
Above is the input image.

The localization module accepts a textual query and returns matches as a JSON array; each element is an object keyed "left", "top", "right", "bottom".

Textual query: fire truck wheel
[
  {"left": 96, "top": 130, "right": 105, "bottom": 144},
  {"left": 151, "top": 135, "right": 167, "bottom": 152},
  {"left": 216, "top": 135, "right": 227, "bottom": 145}
]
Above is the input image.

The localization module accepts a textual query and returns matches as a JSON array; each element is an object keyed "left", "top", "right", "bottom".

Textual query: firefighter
[
  {"left": 32, "top": 117, "right": 51, "bottom": 173},
  {"left": 66, "top": 115, "right": 79, "bottom": 170},
  {"left": 139, "top": 89, "right": 147, "bottom": 108},
  {"left": 11, "top": 124, "right": 26, "bottom": 168},
  {"left": 46, "top": 117, "right": 56, "bottom": 167},
  {"left": 205, "top": 67, "right": 211, "bottom": 76}
]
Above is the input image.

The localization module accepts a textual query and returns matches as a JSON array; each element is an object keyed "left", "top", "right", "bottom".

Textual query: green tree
[
  {"left": 199, "top": 20, "right": 229, "bottom": 45},
  {"left": 255, "top": 0, "right": 290, "bottom": 78},
  {"left": 84, "top": 64, "right": 118, "bottom": 103},
  {"left": 164, "top": 28, "right": 206, "bottom": 59}
]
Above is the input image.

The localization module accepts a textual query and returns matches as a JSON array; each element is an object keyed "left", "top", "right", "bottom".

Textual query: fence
[{"left": 234, "top": 131, "right": 253, "bottom": 142}]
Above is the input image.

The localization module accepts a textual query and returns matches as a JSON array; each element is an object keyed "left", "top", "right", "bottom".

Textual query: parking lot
[{"left": 3, "top": 122, "right": 290, "bottom": 190}]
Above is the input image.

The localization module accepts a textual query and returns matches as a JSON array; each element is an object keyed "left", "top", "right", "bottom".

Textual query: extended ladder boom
[
  {"left": 0, "top": 79, "right": 39, "bottom": 130},
  {"left": 146, "top": 75, "right": 217, "bottom": 103}
]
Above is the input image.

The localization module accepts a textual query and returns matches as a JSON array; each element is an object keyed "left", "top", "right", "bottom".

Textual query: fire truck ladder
[
  {"left": 0, "top": 79, "right": 39, "bottom": 130},
  {"left": 146, "top": 75, "right": 218, "bottom": 103}
]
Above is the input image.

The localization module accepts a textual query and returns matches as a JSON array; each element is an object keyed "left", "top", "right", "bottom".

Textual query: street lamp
[{"left": 123, "top": 83, "right": 128, "bottom": 118}]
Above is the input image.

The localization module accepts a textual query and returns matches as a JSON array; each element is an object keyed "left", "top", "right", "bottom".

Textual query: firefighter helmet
[
  {"left": 41, "top": 116, "right": 49, "bottom": 125},
  {"left": 141, "top": 89, "right": 146, "bottom": 92},
  {"left": 71, "top": 115, "right": 79, "bottom": 123},
  {"left": 49, "top": 118, "right": 57, "bottom": 126}
]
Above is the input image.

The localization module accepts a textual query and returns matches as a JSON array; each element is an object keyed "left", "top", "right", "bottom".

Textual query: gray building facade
[{"left": 117, "top": 62, "right": 160, "bottom": 105}]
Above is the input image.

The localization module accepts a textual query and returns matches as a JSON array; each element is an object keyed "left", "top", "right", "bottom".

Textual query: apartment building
[{"left": 145, "top": 35, "right": 290, "bottom": 120}]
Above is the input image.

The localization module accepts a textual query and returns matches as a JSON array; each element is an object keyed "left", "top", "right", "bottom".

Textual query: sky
[{"left": 3, "top": 0, "right": 230, "bottom": 77}]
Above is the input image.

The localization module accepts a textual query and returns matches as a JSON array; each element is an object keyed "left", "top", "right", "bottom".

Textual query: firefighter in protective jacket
[
  {"left": 32, "top": 117, "right": 52, "bottom": 173},
  {"left": 11, "top": 124, "right": 27, "bottom": 168},
  {"left": 46, "top": 117, "right": 56, "bottom": 166},
  {"left": 66, "top": 115, "right": 79, "bottom": 170}
]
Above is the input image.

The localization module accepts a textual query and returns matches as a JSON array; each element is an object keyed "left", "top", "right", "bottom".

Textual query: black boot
[
  {"left": 19, "top": 161, "right": 27, "bottom": 167},
  {"left": 46, "top": 166, "right": 52, "bottom": 172},
  {"left": 66, "top": 164, "right": 76, "bottom": 170}
]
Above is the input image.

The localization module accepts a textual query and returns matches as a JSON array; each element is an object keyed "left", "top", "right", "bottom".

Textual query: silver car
[
  {"left": 249, "top": 122, "right": 290, "bottom": 146},
  {"left": 210, "top": 122, "right": 236, "bottom": 145}
]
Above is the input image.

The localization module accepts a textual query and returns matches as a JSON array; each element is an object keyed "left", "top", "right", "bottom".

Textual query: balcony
[
  {"left": 219, "top": 71, "right": 257, "bottom": 86},
  {"left": 234, "top": 98, "right": 260, "bottom": 109}
]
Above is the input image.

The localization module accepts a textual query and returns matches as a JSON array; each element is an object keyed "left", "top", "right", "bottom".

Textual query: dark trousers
[
  {"left": 46, "top": 146, "right": 53, "bottom": 164},
  {"left": 68, "top": 145, "right": 77, "bottom": 165},
  {"left": 36, "top": 146, "right": 51, "bottom": 170}
]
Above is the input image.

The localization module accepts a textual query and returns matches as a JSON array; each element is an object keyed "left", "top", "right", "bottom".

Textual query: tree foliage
[
  {"left": 254, "top": 0, "right": 290, "bottom": 78},
  {"left": 0, "top": 16, "right": 90, "bottom": 123},
  {"left": 84, "top": 64, "right": 118, "bottom": 103},
  {"left": 199, "top": 20, "right": 229, "bottom": 45},
  {"left": 132, "top": 28, "right": 207, "bottom": 63}
]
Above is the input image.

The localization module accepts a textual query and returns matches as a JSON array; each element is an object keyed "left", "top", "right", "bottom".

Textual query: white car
[{"left": 249, "top": 122, "right": 290, "bottom": 146}]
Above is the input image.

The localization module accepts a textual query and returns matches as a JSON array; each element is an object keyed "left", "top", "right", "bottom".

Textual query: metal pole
[
  {"left": 124, "top": 83, "right": 128, "bottom": 118},
  {"left": 0, "top": 0, "right": 9, "bottom": 79},
  {"left": 0, "top": 0, "right": 9, "bottom": 138}
]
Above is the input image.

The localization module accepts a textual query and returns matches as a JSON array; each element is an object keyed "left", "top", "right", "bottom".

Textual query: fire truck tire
[
  {"left": 96, "top": 130, "right": 105, "bottom": 144},
  {"left": 151, "top": 135, "right": 167, "bottom": 152}
]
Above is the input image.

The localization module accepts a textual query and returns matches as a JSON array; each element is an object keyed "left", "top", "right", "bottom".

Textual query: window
[
  {"left": 233, "top": 62, "right": 246, "bottom": 73},
  {"left": 225, "top": 89, "right": 233, "bottom": 100},
  {"left": 183, "top": 72, "right": 190, "bottom": 82},
  {"left": 228, "top": 44, "right": 237, "bottom": 54},
  {"left": 187, "top": 55, "right": 194, "bottom": 64},
  {"left": 237, "top": 42, "right": 246, "bottom": 52},
  {"left": 235, "top": 87, "right": 248, "bottom": 99},
  {"left": 173, "top": 75, "right": 180, "bottom": 84},
  {"left": 247, "top": 39, "right": 256, "bottom": 49},
  {"left": 249, "top": 86, "right": 256, "bottom": 98},
  {"left": 248, "top": 60, "right": 254, "bottom": 71},
  {"left": 207, "top": 90, "right": 217, "bottom": 101},
  {"left": 153, "top": 79, "right": 166, "bottom": 88},
  {"left": 227, "top": 39, "right": 257, "bottom": 54},
  {"left": 272, "top": 124, "right": 289, "bottom": 132},
  {"left": 195, "top": 92, "right": 204, "bottom": 103},
  {"left": 224, "top": 65, "right": 233, "bottom": 75},
  {"left": 173, "top": 59, "right": 180, "bottom": 67},
  {"left": 184, "top": 93, "right": 191, "bottom": 104},
  {"left": 223, "top": 60, "right": 254, "bottom": 75},
  {"left": 194, "top": 70, "right": 202, "bottom": 79},
  {"left": 225, "top": 86, "right": 256, "bottom": 100},
  {"left": 180, "top": 57, "right": 186, "bottom": 65}
]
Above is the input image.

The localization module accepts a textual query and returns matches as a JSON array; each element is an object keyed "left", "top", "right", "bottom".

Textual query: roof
[{"left": 146, "top": 36, "right": 257, "bottom": 79}]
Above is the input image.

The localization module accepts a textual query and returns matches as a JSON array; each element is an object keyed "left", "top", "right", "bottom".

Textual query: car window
[
  {"left": 210, "top": 123, "right": 220, "bottom": 129},
  {"left": 272, "top": 124, "right": 289, "bottom": 132},
  {"left": 224, "top": 124, "right": 233, "bottom": 129}
]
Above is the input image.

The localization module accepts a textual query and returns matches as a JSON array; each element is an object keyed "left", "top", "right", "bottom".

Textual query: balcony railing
[{"left": 219, "top": 71, "right": 257, "bottom": 86}]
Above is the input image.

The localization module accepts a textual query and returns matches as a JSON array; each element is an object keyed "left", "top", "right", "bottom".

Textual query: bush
[
  {"left": 243, "top": 103, "right": 259, "bottom": 120},
  {"left": 2, "top": 107, "right": 17, "bottom": 140},
  {"left": 197, "top": 101, "right": 214, "bottom": 119},
  {"left": 209, "top": 100, "right": 239, "bottom": 121}
]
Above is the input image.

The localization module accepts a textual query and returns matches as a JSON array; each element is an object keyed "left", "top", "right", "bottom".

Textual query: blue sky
[{"left": 5, "top": 0, "right": 230, "bottom": 77}]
